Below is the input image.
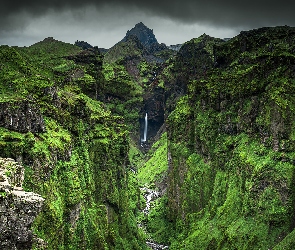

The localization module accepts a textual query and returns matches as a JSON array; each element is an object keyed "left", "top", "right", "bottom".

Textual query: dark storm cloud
[{"left": 2, "top": 0, "right": 295, "bottom": 31}]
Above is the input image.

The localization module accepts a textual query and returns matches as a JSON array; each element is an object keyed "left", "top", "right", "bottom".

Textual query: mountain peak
[
  {"left": 122, "top": 22, "right": 158, "bottom": 47},
  {"left": 134, "top": 22, "right": 146, "bottom": 28}
]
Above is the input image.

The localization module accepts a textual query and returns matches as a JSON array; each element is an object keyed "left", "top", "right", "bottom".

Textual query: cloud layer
[
  {"left": 3, "top": 0, "right": 295, "bottom": 29},
  {"left": 1, "top": 1, "right": 294, "bottom": 47}
]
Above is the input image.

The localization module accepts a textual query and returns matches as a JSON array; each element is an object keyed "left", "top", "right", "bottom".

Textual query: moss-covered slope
[
  {"left": 165, "top": 26, "right": 295, "bottom": 249},
  {"left": 0, "top": 40, "right": 146, "bottom": 249}
]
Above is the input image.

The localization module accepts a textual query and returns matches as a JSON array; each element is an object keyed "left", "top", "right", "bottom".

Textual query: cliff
[
  {"left": 0, "top": 158, "right": 44, "bottom": 250},
  {"left": 164, "top": 26, "right": 295, "bottom": 249},
  {"left": 102, "top": 23, "right": 175, "bottom": 145},
  {"left": 0, "top": 40, "right": 146, "bottom": 249}
]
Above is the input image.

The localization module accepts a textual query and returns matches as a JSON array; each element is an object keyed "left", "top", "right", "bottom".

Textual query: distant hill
[{"left": 167, "top": 44, "right": 183, "bottom": 51}]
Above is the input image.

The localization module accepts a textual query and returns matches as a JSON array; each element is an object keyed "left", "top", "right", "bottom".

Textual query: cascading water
[
  {"left": 141, "top": 187, "right": 159, "bottom": 215},
  {"left": 141, "top": 113, "right": 148, "bottom": 142},
  {"left": 140, "top": 187, "right": 169, "bottom": 250}
]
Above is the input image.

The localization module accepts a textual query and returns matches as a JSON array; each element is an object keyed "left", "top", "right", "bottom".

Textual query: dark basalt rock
[
  {"left": 122, "top": 22, "right": 158, "bottom": 48},
  {"left": 74, "top": 40, "right": 93, "bottom": 50},
  {"left": 141, "top": 87, "right": 165, "bottom": 144},
  {"left": 0, "top": 158, "right": 45, "bottom": 250},
  {"left": 0, "top": 100, "right": 45, "bottom": 133}
]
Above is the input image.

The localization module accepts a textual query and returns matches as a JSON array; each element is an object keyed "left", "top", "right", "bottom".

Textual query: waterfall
[{"left": 142, "top": 113, "right": 148, "bottom": 142}]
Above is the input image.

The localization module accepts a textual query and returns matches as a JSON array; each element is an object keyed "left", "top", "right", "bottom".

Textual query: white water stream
[{"left": 140, "top": 187, "right": 169, "bottom": 250}]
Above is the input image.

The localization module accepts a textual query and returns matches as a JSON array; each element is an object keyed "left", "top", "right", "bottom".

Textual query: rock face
[
  {"left": 165, "top": 26, "right": 295, "bottom": 249},
  {"left": 141, "top": 87, "right": 165, "bottom": 144},
  {"left": 105, "top": 22, "right": 172, "bottom": 64},
  {"left": 0, "top": 101, "right": 45, "bottom": 133},
  {"left": 122, "top": 22, "right": 158, "bottom": 48},
  {"left": 0, "top": 158, "right": 45, "bottom": 250},
  {"left": 74, "top": 40, "right": 93, "bottom": 50}
]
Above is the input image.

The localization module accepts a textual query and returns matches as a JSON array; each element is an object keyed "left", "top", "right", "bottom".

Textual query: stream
[{"left": 140, "top": 187, "right": 169, "bottom": 250}]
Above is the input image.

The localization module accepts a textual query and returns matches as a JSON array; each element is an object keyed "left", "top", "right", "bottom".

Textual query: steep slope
[
  {"left": 165, "top": 26, "right": 295, "bottom": 249},
  {"left": 102, "top": 23, "right": 176, "bottom": 145},
  {"left": 104, "top": 22, "right": 173, "bottom": 65},
  {"left": 0, "top": 40, "right": 146, "bottom": 249}
]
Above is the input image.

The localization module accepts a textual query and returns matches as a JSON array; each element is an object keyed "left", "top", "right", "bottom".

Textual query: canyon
[{"left": 0, "top": 23, "right": 295, "bottom": 249}]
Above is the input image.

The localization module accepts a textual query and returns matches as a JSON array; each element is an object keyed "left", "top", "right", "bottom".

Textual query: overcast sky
[{"left": 1, "top": 1, "right": 294, "bottom": 48}]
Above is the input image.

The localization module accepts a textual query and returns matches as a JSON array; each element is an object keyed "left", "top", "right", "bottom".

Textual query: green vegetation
[
  {"left": 164, "top": 26, "right": 295, "bottom": 249},
  {"left": 103, "top": 36, "right": 143, "bottom": 64},
  {"left": 1, "top": 25, "right": 295, "bottom": 250},
  {"left": 102, "top": 62, "right": 143, "bottom": 133},
  {"left": 137, "top": 132, "right": 168, "bottom": 186},
  {"left": 0, "top": 38, "right": 146, "bottom": 249},
  {"left": 0, "top": 191, "right": 7, "bottom": 197}
]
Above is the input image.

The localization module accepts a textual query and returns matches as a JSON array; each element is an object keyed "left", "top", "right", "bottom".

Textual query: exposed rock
[
  {"left": 146, "top": 241, "right": 169, "bottom": 250},
  {"left": 0, "top": 100, "right": 45, "bottom": 133},
  {"left": 167, "top": 44, "right": 183, "bottom": 51},
  {"left": 74, "top": 40, "right": 93, "bottom": 50},
  {"left": 122, "top": 22, "right": 158, "bottom": 48},
  {"left": 141, "top": 87, "right": 165, "bottom": 144},
  {"left": 106, "top": 22, "right": 173, "bottom": 65},
  {"left": 0, "top": 158, "right": 45, "bottom": 250}
]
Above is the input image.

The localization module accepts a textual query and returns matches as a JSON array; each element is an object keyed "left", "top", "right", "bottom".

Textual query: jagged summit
[
  {"left": 122, "top": 22, "right": 158, "bottom": 47},
  {"left": 104, "top": 22, "right": 173, "bottom": 63},
  {"left": 75, "top": 40, "right": 93, "bottom": 50}
]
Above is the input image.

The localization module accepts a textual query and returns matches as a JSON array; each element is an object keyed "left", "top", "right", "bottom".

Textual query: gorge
[{"left": 1, "top": 23, "right": 295, "bottom": 250}]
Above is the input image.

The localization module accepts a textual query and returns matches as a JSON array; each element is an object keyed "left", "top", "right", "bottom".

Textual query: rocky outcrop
[
  {"left": 106, "top": 23, "right": 174, "bottom": 65},
  {"left": 0, "top": 158, "right": 45, "bottom": 250},
  {"left": 74, "top": 40, "right": 93, "bottom": 50},
  {"left": 0, "top": 100, "right": 45, "bottom": 133},
  {"left": 122, "top": 22, "right": 158, "bottom": 48}
]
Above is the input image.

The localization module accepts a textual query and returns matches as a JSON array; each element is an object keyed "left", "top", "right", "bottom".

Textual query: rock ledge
[{"left": 0, "top": 158, "right": 45, "bottom": 250}]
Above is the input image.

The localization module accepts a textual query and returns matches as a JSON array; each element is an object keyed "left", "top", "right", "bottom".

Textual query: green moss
[
  {"left": 0, "top": 191, "right": 7, "bottom": 197},
  {"left": 164, "top": 27, "right": 295, "bottom": 249},
  {"left": 273, "top": 228, "right": 295, "bottom": 250},
  {"left": 0, "top": 40, "right": 146, "bottom": 249},
  {"left": 145, "top": 195, "right": 175, "bottom": 244},
  {"left": 138, "top": 133, "right": 168, "bottom": 186}
]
